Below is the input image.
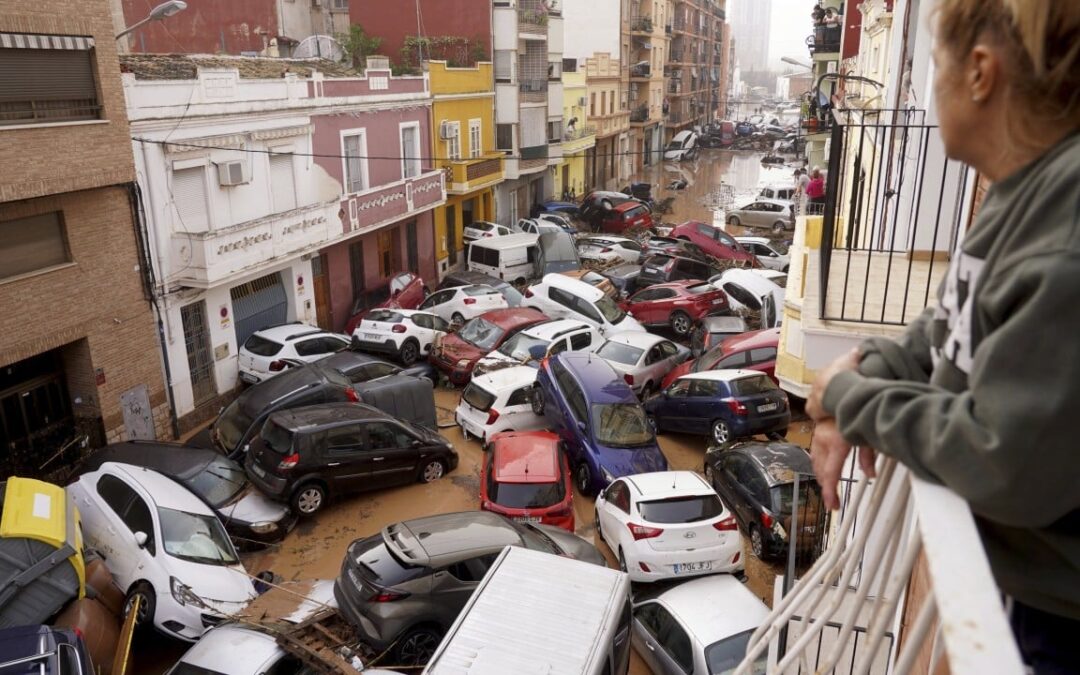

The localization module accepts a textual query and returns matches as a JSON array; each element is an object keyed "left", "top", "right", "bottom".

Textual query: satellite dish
[{"left": 292, "top": 35, "right": 344, "bottom": 61}]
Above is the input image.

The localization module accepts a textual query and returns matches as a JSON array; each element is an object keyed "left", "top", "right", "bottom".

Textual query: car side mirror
[
  {"left": 577, "top": 419, "right": 587, "bottom": 432},
  {"left": 134, "top": 531, "right": 148, "bottom": 548},
  {"left": 412, "top": 439, "right": 422, "bottom": 448}
]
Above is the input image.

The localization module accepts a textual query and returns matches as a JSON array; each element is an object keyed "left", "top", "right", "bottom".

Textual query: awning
[{"left": 0, "top": 32, "right": 94, "bottom": 50}]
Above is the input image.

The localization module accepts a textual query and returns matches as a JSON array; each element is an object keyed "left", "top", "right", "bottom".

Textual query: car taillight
[
  {"left": 372, "top": 590, "right": 410, "bottom": 602},
  {"left": 713, "top": 516, "right": 738, "bottom": 531},
  {"left": 761, "top": 511, "right": 774, "bottom": 528},
  {"left": 392, "top": 324, "right": 407, "bottom": 333},
  {"left": 731, "top": 551, "right": 741, "bottom": 565},
  {"left": 269, "top": 360, "right": 286, "bottom": 372},
  {"left": 601, "top": 247, "right": 613, "bottom": 253},
  {"left": 623, "top": 373, "right": 634, "bottom": 385},
  {"left": 464, "top": 297, "right": 476, "bottom": 305},
  {"left": 345, "top": 387, "right": 361, "bottom": 403},
  {"left": 524, "top": 288, "right": 534, "bottom": 298},
  {"left": 484, "top": 232, "right": 493, "bottom": 237},
  {"left": 486, "top": 408, "right": 500, "bottom": 425},
  {"left": 724, "top": 398, "right": 748, "bottom": 416},
  {"left": 278, "top": 453, "right": 300, "bottom": 470},
  {"left": 628, "top": 523, "right": 664, "bottom": 540}
]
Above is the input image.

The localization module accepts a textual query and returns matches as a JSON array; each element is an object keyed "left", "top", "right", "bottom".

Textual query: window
[
  {"left": 469, "top": 119, "right": 482, "bottom": 158},
  {"left": 590, "top": 92, "right": 597, "bottom": 116},
  {"left": 548, "top": 286, "right": 576, "bottom": 310},
  {"left": 667, "top": 380, "right": 691, "bottom": 397},
  {"left": 496, "top": 123, "right": 514, "bottom": 151},
  {"left": 547, "top": 119, "right": 562, "bottom": 143},
  {"left": 447, "top": 553, "right": 498, "bottom": 582},
  {"left": 506, "top": 387, "right": 533, "bottom": 407},
  {"left": 604, "top": 481, "right": 631, "bottom": 512},
  {"left": 172, "top": 166, "right": 209, "bottom": 231},
  {"left": 689, "top": 379, "right": 722, "bottom": 397},
  {"left": 349, "top": 241, "right": 366, "bottom": 303},
  {"left": 0, "top": 211, "right": 70, "bottom": 280},
  {"left": 342, "top": 131, "right": 368, "bottom": 193},
  {"left": 0, "top": 37, "right": 100, "bottom": 126},
  {"left": 572, "top": 297, "right": 602, "bottom": 323},
  {"left": 269, "top": 153, "right": 297, "bottom": 212},
  {"left": 97, "top": 474, "right": 135, "bottom": 517},
  {"left": 365, "top": 422, "right": 411, "bottom": 450},
  {"left": 494, "top": 50, "right": 513, "bottom": 82},
  {"left": 445, "top": 121, "right": 461, "bottom": 160},
  {"left": 601, "top": 91, "right": 607, "bottom": 117},
  {"left": 748, "top": 347, "right": 777, "bottom": 364},
  {"left": 325, "top": 425, "right": 363, "bottom": 454},
  {"left": 331, "top": 0, "right": 349, "bottom": 9},
  {"left": 400, "top": 123, "right": 421, "bottom": 179},
  {"left": 716, "top": 352, "right": 749, "bottom": 369},
  {"left": 569, "top": 332, "right": 593, "bottom": 350}
]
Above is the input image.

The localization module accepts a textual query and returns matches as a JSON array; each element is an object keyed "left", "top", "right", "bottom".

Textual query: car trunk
[
  {"left": 729, "top": 377, "right": 787, "bottom": 424},
  {"left": 636, "top": 494, "right": 734, "bottom": 552}
]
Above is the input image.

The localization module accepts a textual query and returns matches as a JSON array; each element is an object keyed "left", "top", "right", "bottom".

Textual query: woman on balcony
[{"left": 806, "top": 1, "right": 1080, "bottom": 672}]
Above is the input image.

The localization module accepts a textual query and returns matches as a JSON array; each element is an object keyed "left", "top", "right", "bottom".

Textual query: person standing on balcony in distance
[
  {"left": 805, "top": 1, "right": 1080, "bottom": 672},
  {"left": 806, "top": 167, "right": 826, "bottom": 214}
]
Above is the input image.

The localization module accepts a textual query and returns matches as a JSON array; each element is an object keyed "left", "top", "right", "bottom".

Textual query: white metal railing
[{"left": 736, "top": 456, "right": 1025, "bottom": 675}]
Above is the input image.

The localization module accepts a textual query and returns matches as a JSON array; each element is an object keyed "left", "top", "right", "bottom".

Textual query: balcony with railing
[
  {"left": 517, "top": 0, "right": 549, "bottom": 36},
  {"left": 629, "top": 62, "right": 651, "bottom": 80},
  {"left": 808, "top": 23, "right": 843, "bottom": 57},
  {"left": 629, "top": 105, "right": 649, "bottom": 124},
  {"left": 444, "top": 152, "right": 504, "bottom": 195},
  {"left": 561, "top": 124, "right": 597, "bottom": 154},
  {"left": 591, "top": 110, "right": 630, "bottom": 137},
  {"left": 519, "top": 79, "right": 547, "bottom": 103},
  {"left": 630, "top": 15, "right": 654, "bottom": 34}
]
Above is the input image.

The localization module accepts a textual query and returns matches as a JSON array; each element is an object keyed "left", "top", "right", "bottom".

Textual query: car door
[
  {"left": 632, "top": 602, "right": 696, "bottom": 675},
  {"left": 82, "top": 473, "right": 156, "bottom": 588},
  {"left": 429, "top": 553, "right": 500, "bottom": 623},
  {"left": 595, "top": 480, "right": 631, "bottom": 553},
  {"left": 571, "top": 295, "right": 605, "bottom": 330},
  {"left": 319, "top": 425, "right": 373, "bottom": 495},
  {"left": 641, "top": 343, "right": 668, "bottom": 388},
  {"left": 625, "top": 287, "right": 658, "bottom": 323},
  {"left": 725, "top": 454, "right": 760, "bottom": 527},
  {"left": 655, "top": 379, "right": 691, "bottom": 431},
  {"left": 655, "top": 340, "right": 682, "bottom": 382},
  {"left": 686, "top": 378, "right": 723, "bottom": 435},
  {"left": 361, "top": 421, "right": 419, "bottom": 487},
  {"left": 418, "top": 289, "right": 455, "bottom": 322},
  {"left": 546, "top": 286, "right": 577, "bottom": 320},
  {"left": 503, "top": 385, "right": 540, "bottom": 429}
]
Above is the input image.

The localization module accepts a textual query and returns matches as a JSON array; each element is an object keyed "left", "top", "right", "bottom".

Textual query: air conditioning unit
[
  {"left": 577, "top": 96, "right": 587, "bottom": 106},
  {"left": 439, "top": 120, "right": 458, "bottom": 140},
  {"left": 217, "top": 160, "right": 251, "bottom": 186}
]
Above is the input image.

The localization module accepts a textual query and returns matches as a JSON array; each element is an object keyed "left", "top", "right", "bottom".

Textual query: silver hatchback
[{"left": 725, "top": 199, "right": 794, "bottom": 233}]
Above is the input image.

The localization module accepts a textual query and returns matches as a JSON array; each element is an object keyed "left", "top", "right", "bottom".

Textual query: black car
[
  {"left": 637, "top": 254, "right": 722, "bottom": 288},
  {"left": 318, "top": 349, "right": 439, "bottom": 388},
  {"left": 77, "top": 441, "right": 297, "bottom": 546},
  {"left": 703, "top": 442, "right": 825, "bottom": 561},
  {"left": 599, "top": 263, "right": 644, "bottom": 298},
  {"left": 0, "top": 625, "right": 93, "bottom": 674},
  {"left": 641, "top": 236, "right": 709, "bottom": 262},
  {"left": 197, "top": 362, "right": 360, "bottom": 460},
  {"left": 245, "top": 402, "right": 458, "bottom": 516},
  {"left": 437, "top": 269, "right": 525, "bottom": 307}
]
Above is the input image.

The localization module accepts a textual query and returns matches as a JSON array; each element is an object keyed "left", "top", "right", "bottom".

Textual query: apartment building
[
  {"left": 626, "top": 0, "right": 670, "bottom": 169},
  {"left": 557, "top": 66, "right": 597, "bottom": 198},
  {"left": 666, "top": 0, "right": 727, "bottom": 138},
  {"left": 584, "top": 52, "right": 632, "bottom": 190}
]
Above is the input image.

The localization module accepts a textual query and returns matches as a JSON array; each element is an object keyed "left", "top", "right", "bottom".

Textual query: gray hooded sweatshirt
[{"left": 822, "top": 132, "right": 1080, "bottom": 620}]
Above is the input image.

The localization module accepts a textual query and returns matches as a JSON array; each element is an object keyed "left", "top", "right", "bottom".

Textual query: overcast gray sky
[{"left": 768, "top": 0, "right": 819, "bottom": 70}]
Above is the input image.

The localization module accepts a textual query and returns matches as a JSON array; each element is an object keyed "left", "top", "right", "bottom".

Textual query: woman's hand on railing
[
  {"left": 806, "top": 347, "right": 860, "bottom": 420},
  {"left": 810, "top": 420, "right": 877, "bottom": 510}
]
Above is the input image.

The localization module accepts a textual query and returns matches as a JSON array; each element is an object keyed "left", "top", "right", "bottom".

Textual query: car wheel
[
  {"left": 419, "top": 458, "right": 447, "bottom": 483},
  {"left": 291, "top": 483, "right": 327, "bottom": 516},
  {"left": 124, "top": 582, "right": 156, "bottom": 631},
  {"left": 670, "top": 310, "right": 692, "bottom": 336},
  {"left": 530, "top": 388, "right": 546, "bottom": 415},
  {"left": 451, "top": 312, "right": 465, "bottom": 327},
  {"left": 395, "top": 626, "right": 444, "bottom": 667},
  {"left": 399, "top": 339, "right": 420, "bottom": 366},
  {"left": 750, "top": 524, "right": 767, "bottom": 560},
  {"left": 772, "top": 221, "right": 786, "bottom": 233},
  {"left": 711, "top": 419, "right": 732, "bottom": 445},
  {"left": 727, "top": 215, "right": 741, "bottom": 227},
  {"left": 576, "top": 463, "right": 595, "bottom": 497}
]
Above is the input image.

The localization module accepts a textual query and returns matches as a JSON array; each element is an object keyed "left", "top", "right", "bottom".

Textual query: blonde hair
[{"left": 935, "top": 0, "right": 1080, "bottom": 133}]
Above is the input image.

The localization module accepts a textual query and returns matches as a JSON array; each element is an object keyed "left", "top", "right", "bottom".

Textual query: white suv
[
  {"left": 349, "top": 308, "right": 450, "bottom": 366},
  {"left": 238, "top": 324, "right": 350, "bottom": 384},
  {"left": 473, "top": 318, "right": 603, "bottom": 377},
  {"left": 594, "top": 471, "right": 743, "bottom": 583},
  {"left": 735, "top": 236, "right": 790, "bottom": 272},
  {"left": 417, "top": 284, "right": 509, "bottom": 325},
  {"left": 455, "top": 366, "right": 546, "bottom": 443},
  {"left": 576, "top": 235, "right": 644, "bottom": 265},
  {"left": 524, "top": 274, "right": 644, "bottom": 336}
]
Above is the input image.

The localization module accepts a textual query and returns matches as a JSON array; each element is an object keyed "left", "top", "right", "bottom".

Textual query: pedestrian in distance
[{"left": 806, "top": 1, "right": 1080, "bottom": 672}]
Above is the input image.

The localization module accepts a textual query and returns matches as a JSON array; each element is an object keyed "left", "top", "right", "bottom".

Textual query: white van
[
  {"left": 424, "top": 546, "right": 632, "bottom": 675},
  {"left": 466, "top": 232, "right": 540, "bottom": 284},
  {"left": 663, "top": 130, "right": 699, "bottom": 161}
]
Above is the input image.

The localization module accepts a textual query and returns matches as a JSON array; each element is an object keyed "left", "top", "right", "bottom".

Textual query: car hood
[
  {"left": 611, "top": 315, "right": 645, "bottom": 333},
  {"left": 219, "top": 485, "right": 291, "bottom": 526},
  {"left": 596, "top": 442, "right": 668, "bottom": 477},
  {"left": 167, "top": 558, "right": 258, "bottom": 605},
  {"left": 534, "top": 525, "right": 607, "bottom": 566},
  {"left": 437, "top": 336, "right": 484, "bottom": 364}
]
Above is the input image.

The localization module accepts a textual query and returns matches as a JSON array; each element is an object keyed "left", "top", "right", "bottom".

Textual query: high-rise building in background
[{"left": 729, "top": 0, "right": 771, "bottom": 75}]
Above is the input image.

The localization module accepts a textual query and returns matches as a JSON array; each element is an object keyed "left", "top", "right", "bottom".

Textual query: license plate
[
  {"left": 514, "top": 516, "right": 540, "bottom": 523},
  {"left": 251, "top": 464, "right": 267, "bottom": 478},
  {"left": 364, "top": 333, "right": 382, "bottom": 341},
  {"left": 758, "top": 402, "right": 779, "bottom": 412},
  {"left": 673, "top": 561, "right": 712, "bottom": 574},
  {"left": 240, "top": 372, "right": 258, "bottom": 384}
]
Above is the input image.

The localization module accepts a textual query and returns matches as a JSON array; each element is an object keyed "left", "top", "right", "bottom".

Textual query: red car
[
  {"left": 429, "top": 307, "right": 548, "bottom": 385},
  {"left": 669, "top": 221, "right": 758, "bottom": 266},
  {"left": 620, "top": 280, "right": 730, "bottom": 337},
  {"left": 599, "top": 201, "right": 654, "bottom": 234},
  {"left": 661, "top": 326, "right": 780, "bottom": 388},
  {"left": 480, "top": 431, "right": 575, "bottom": 532},
  {"left": 344, "top": 271, "right": 428, "bottom": 334}
]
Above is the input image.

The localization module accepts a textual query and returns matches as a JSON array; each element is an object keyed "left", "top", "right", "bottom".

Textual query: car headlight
[
  {"left": 170, "top": 576, "right": 205, "bottom": 608},
  {"left": 250, "top": 521, "right": 278, "bottom": 534},
  {"left": 771, "top": 520, "right": 788, "bottom": 541},
  {"left": 456, "top": 359, "right": 471, "bottom": 369},
  {"left": 600, "top": 467, "right": 615, "bottom": 484}
]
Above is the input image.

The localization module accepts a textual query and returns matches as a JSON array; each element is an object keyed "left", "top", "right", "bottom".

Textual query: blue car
[
  {"left": 540, "top": 200, "right": 581, "bottom": 218},
  {"left": 532, "top": 352, "right": 668, "bottom": 495},
  {"left": 645, "top": 369, "right": 791, "bottom": 445}
]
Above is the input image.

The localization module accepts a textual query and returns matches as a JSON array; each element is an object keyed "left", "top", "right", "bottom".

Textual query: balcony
[
  {"left": 517, "top": 0, "right": 549, "bottom": 36},
  {"left": 561, "top": 125, "right": 597, "bottom": 154},
  {"left": 630, "top": 15, "right": 653, "bottom": 34},
  {"left": 519, "top": 79, "right": 547, "bottom": 103},
  {"left": 808, "top": 23, "right": 842, "bottom": 56},
  {"left": 629, "top": 63, "right": 651, "bottom": 80},
  {"left": 591, "top": 110, "right": 630, "bottom": 137},
  {"left": 340, "top": 168, "right": 445, "bottom": 237},
  {"left": 444, "top": 152, "right": 505, "bottom": 195},
  {"left": 629, "top": 106, "right": 649, "bottom": 124}
]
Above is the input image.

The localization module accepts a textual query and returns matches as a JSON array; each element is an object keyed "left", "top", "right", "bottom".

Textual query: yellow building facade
[
  {"left": 429, "top": 60, "right": 504, "bottom": 277},
  {"left": 554, "top": 70, "right": 596, "bottom": 200}
]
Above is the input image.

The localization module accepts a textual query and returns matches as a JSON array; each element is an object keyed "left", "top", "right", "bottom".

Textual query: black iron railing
[{"left": 819, "top": 109, "right": 971, "bottom": 325}]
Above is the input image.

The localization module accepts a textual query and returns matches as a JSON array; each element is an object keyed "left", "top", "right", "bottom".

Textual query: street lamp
[{"left": 115, "top": 0, "right": 188, "bottom": 40}]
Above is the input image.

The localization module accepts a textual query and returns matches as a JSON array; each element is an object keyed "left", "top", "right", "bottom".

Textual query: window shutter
[
  {"left": 269, "top": 154, "right": 297, "bottom": 212},
  {"left": 173, "top": 166, "right": 209, "bottom": 231}
]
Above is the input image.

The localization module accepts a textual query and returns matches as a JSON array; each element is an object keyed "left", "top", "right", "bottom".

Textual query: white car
[
  {"left": 473, "top": 318, "right": 603, "bottom": 376},
  {"left": 709, "top": 268, "right": 785, "bottom": 328},
  {"left": 524, "top": 273, "right": 645, "bottom": 336},
  {"left": 238, "top": 324, "right": 350, "bottom": 384},
  {"left": 536, "top": 212, "right": 575, "bottom": 231},
  {"left": 751, "top": 268, "right": 788, "bottom": 288},
  {"left": 455, "top": 366, "right": 546, "bottom": 443},
  {"left": 67, "top": 462, "right": 258, "bottom": 641},
  {"left": 595, "top": 471, "right": 743, "bottom": 584},
  {"left": 735, "top": 236, "right": 790, "bottom": 272},
  {"left": 631, "top": 575, "right": 769, "bottom": 674},
  {"left": 514, "top": 218, "right": 563, "bottom": 235},
  {"left": 595, "top": 332, "right": 689, "bottom": 398},
  {"left": 463, "top": 220, "right": 512, "bottom": 243},
  {"left": 417, "top": 284, "right": 509, "bottom": 325},
  {"left": 576, "top": 235, "right": 645, "bottom": 265},
  {"left": 349, "top": 308, "right": 450, "bottom": 366}
]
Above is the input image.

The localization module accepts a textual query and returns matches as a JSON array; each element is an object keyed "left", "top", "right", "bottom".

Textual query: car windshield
[
  {"left": 461, "top": 382, "right": 497, "bottom": 412},
  {"left": 516, "top": 522, "right": 561, "bottom": 554},
  {"left": 158, "top": 507, "right": 239, "bottom": 566},
  {"left": 260, "top": 419, "right": 295, "bottom": 456},
  {"left": 457, "top": 317, "right": 506, "bottom": 351},
  {"left": 730, "top": 375, "right": 778, "bottom": 395},
  {"left": 242, "top": 334, "right": 282, "bottom": 357},
  {"left": 771, "top": 480, "right": 822, "bottom": 515},
  {"left": 496, "top": 284, "right": 525, "bottom": 307},
  {"left": 638, "top": 495, "right": 724, "bottom": 523},
  {"left": 498, "top": 332, "right": 550, "bottom": 361},
  {"left": 687, "top": 283, "right": 715, "bottom": 295},
  {"left": 596, "top": 340, "right": 644, "bottom": 365},
  {"left": 592, "top": 404, "right": 654, "bottom": 447},
  {"left": 215, "top": 398, "right": 253, "bottom": 451},
  {"left": 185, "top": 458, "right": 247, "bottom": 508},
  {"left": 706, "top": 629, "right": 766, "bottom": 675},
  {"left": 595, "top": 295, "right": 627, "bottom": 323}
]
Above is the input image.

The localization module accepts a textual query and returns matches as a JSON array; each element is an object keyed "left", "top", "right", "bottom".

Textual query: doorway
[
  {"left": 312, "top": 254, "right": 332, "bottom": 329},
  {"left": 0, "top": 350, "right": 74, "bottom": 480},
  {"left": 446, "top": 207, "right": 458, "bottom": 266},
  {"left": 180, "top": 300, "right": 217, "bottom": 406}
]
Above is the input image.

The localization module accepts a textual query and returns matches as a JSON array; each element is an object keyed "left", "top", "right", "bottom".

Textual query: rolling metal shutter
[{"left": 230, "top": 272, "right": 289, "bottom": 346}]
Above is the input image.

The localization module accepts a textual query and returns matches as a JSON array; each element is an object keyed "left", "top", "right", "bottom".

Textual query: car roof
[
  {"left": 625, "top": 471, "right": 713, "bottom": 499},
  {"left": 468, "top": 232, "right": 539, "bottom": 249},
  {"left": 470, "top": 365, "right": 538, "bottom": 391},
  {"left": 601, "top": 263, "right": 642, "bottom": 277},
  {"left": 553, "top": 352, "right": 635, "bottom": 405},
  {"left": 443, "top": 270, "right": 508, "bottom": 288},
  {"left": 720, "top": 327, "right": 781, "bottom": 353},
  {"left": 250, "top": 323, "right": 326, "bottom": 342},
  {"left": 700, "top": 315, "right": 749, "bottom": 332},
  {"left": 678, "top": 368, "right": 767, "bottom": 383},
  {"left": 735, "top": 236, "right": 770, "bottom": 246},
  {"left": 476, "top": 307, "right": 547, "bottom": 329},
  {"left": 385, "top": 511, "right": 524, "bottom": 567},
  {"left": 269, "top": 402, "right": 390, "bottom": 431},
  {"left": 539, "top": 273, "right": 605, "bottom": 301},
  {"left": 641, "top": 280, "right": 701, "bottom": 293},
  {"left": 611, "top": 201, "right": 644, "bottom": 213},
  {"left": 319, "top": 350, "right": 388, "bottom": 370},
  {"left": 721, "top": 268, "right": 783, "bottom": 291},
  {"left": 235, "top": 362, "right": 346, "bottom": 411},
  {"left": 179, "top": 624, "right": 283, "bottom": 671},
  {"left": 605, "top": 331, "right": 665, "bottom": 349},
  {"left": 580, "top": 234, "right": 634, "bottom": 243},
  {"left": 84, "top": 441, "right": 222, "bottom": 478},
  {"left": 652, "top": 575, "right": 770, "bottom": 646},
  {"left": 98, "top": 462, "right": 215, "bottom": 514},
  {"left": 492, "top": 432, "right": 562, "bottom": 483},
  {"left": 731, "top": 442, "right": 814, "bottom": 485},
  {"left": 523, "top": 318, "right": 592, "bottom": 339}
]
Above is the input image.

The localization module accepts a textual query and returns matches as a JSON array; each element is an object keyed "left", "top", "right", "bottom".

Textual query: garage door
[{"left": 230, "top": 272, "right": 288, "bottom": 346}]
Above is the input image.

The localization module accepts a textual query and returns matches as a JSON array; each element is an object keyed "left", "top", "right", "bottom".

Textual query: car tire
[
  {"left": 395, "top": 626, "right": 444, "bottom": 667},
  {"left": 124, "top": 582, "right": 156, "bottom": 632},
  {"left": 750, "top": 524, "right": 767, "bottom": 560},
  {"left": 530, "top": 388, "right": 546, "bottom": 416},
  {"left": 399, "top": 339, "right": 420, "bottom": 366},
  {"left": 670, "top": 310, "right": 692, "bottom": 336},
  {"left": 711, "top": 419, "right": 732, "bottom": 445},
  {"left": 451, "top": 312, "right": 465, "bottom": 327},
  {"left": 727, "top": 215, "right": 741, "bottom": 227},
  {"left": 291, "top": 482, "right": 327, "bottom": 517},
  {"left": 576, "top": 463, "right": 595, "bottom": 497},
  {"left": 772, "top": 221, "right": 786, "bottom": 233},
  {"left": 418, "top": 458, "right": 447, "bottom": 483}
]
